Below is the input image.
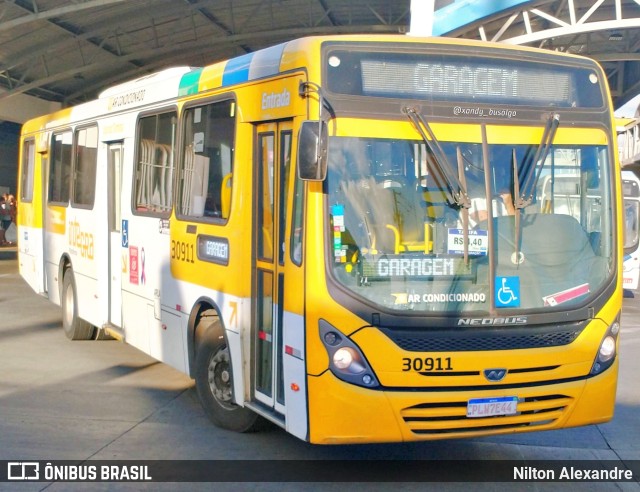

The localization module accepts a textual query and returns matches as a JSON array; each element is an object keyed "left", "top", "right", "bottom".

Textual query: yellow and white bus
[{"left": 18, "top": 35, "right": 622, "bottom": 444}]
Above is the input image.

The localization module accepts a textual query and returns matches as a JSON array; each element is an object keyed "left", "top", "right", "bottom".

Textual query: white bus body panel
[
  {"left": 19, "top": 64, "right": 309, "bottom": 436},
  {"left": 282, "top": 311, "right": 308, "bottom": 441},
  {"left": 18, "top": 226, "right": 45, "bottom": 296}
]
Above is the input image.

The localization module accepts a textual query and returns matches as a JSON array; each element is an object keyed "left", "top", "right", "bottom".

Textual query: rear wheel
[
  {"left": 61, "top": 270, "right": 95, "bottom": 340},
  {"left": 195, "top": 313, "right": 259, "bottom": 432}
]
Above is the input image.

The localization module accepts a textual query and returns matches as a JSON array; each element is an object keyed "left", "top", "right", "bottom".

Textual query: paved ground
[{"left": 0, "top": 247, "right": 638, "bottom": 491}]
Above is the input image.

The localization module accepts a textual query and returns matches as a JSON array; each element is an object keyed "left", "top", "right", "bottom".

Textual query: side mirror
[{"left": 297, "top": 120, "right": 327, "bottom": 181}]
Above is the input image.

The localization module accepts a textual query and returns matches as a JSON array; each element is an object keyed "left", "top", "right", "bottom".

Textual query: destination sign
[
  {"left": 197, "top": 235, "right": 229, "bottom": 265},
  {"left": 359, "top": 254, "right": 471, "bottom": 280},
  {"left": 361, "top": 60, "right": 571, "bottom": 103},
  {"left": 325, "top": 47, "right": 604, "bottom": 108}
]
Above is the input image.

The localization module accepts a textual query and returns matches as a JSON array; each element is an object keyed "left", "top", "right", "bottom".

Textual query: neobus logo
[
  {"left": 457, "top": 317, "right": 527, "bottom": 326},
  {"left": 68, "top": 219, "right": 94, "bottom": 260}
]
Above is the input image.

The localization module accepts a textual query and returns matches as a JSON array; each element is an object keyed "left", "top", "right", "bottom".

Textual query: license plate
[{"left": 467, "top": 396, "right": 518, "bottom": 418}]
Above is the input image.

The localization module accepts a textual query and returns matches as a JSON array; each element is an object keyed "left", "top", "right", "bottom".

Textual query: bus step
[{"left": 245, "top": 401, "right": 285, "bottom": 428}]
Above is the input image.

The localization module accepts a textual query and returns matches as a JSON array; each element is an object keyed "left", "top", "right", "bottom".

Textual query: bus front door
[{"left": 254, "top": 121, "right": 295, "bottom": 417}]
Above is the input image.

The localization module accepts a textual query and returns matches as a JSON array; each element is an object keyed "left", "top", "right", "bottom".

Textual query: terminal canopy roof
[{"left": 0, "top": 0, "right": 638, "bottom": 110}]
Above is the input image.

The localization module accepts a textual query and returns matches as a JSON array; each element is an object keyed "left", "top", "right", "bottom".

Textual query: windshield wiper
[
  {"left": 511, "top": 113, "right": 559, "bottom": 267},
  {"left": 404, "top": 107, "right": 473, "bottom": 263},
  {"left": 456, "top": 146, "right": 471, "bottom": 264},
  {"left": 512, "top": 148, "right": 524, "bottom": 266},
  {"left": 516, "top": 113, "right": 560, "bottom": 209},
  {"left": 404, "top": 107, "right": 471, "bottom": 209}
]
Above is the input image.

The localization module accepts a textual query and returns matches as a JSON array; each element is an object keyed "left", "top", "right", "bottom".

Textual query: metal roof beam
[
  {"left": 0, "top": 0, "right": 127, "bottom": 33},
  {"left": 0, "top": 0, "right": 144, "bottom": 93},
  {"left": 503, "top": 18, "right": 640, "bottom": 45},
  {"left": 57, "top": 22, "right": 404, "bottom": 103},
  {"left": 317, "top": 0, "right": 340, "bottom": 26}
]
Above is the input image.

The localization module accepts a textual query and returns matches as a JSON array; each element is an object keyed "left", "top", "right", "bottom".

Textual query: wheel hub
[{"left": 207, "top": 348, "right": 234, "bottom": 407}]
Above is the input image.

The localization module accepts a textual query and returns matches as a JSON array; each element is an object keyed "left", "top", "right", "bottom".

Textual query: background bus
[
  {"left": 17, "top": 35, "right": 622, "bottom": 444},
  {"left": 622, "top": 169, "right": 640, "bottom": 291}
]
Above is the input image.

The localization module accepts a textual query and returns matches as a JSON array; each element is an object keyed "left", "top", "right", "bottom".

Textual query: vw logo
[{"left": 484, "top": 368, "right": 507, "bottom": 382}]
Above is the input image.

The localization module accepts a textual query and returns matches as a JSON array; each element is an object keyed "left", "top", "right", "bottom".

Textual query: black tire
[
  {"left": 61, "top": 270, "right": 95, "bottom": 341},
  {"left": 195, "top": 313, "right": 259, "bottom": 432}
]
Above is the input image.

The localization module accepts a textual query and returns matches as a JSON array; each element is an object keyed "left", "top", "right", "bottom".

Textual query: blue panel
[
  {"left": 495, "top": 276, "right": 520, "bottom": 308},
  {"left": 122, "top": 220, "right": 129, "bottom": 248},
  {"left": 433, "top": 0, "right": 534, "bottom": 35},
  {"left": 222, "top": 53, "right": 254, "bottom": 86}
]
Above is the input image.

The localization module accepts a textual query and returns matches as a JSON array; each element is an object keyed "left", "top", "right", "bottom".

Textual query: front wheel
[
  {"left": 195, "top": 314, "right": 259, "bottom": 432},
  {"left": 61, "top": 270, "right": 95, "bottom": 340}
]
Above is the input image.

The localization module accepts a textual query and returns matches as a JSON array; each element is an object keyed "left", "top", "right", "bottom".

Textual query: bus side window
[
  {"left": 20, "top": 139, "right": 35, "bottom": 203},
  {"left": 72, "top": 125, "right": 98, "bottom": 208},
  {"left": 134, "top": 111, "right": 177, "bottom": 216},
  {"left": 49, "top": 131, "right": 72, "bottom": 204},
  {"left": 180, "top": 99, "right": 235, "bottom": 220},
  {"left": 290, "top": 170, "right": 304, "bottom": 265}
]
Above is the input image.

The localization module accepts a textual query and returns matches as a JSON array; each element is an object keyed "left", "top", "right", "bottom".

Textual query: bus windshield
[{"left": 326, "top": 134, "right": 614, "bottom": 313}]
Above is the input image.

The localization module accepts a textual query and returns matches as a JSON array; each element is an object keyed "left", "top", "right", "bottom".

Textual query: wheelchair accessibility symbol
[{"left": 496, "top": 276, "right": 520, "bottom": 307}]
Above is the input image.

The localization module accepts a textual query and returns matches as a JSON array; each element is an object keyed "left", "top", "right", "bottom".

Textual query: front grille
[
  {"left": 401, "top": 394, "right": 572, "bottom": 436},
  {"left": 380, "top": 325, "right": 583, "bottom": 352}
]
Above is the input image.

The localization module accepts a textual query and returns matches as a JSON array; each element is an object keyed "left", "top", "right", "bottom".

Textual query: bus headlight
[
  {"left": 319, "top": 319, "right": 380, "bottom": 388},
  {"left": 598, "top": 336, "right": 616, "bottom": 362},
  {"left": 590, "top": 318, "right": 620, "bottom": 375},
  {"left": 333, "top": 347, "right": 355, "bottom": 370}
]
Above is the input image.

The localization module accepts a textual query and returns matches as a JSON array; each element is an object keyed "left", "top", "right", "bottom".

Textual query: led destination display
[
  {"left": 325, "top": 46, "right": 604, "bottom": 108},
  {"left": 361, "top": 60, "right": 570, "bottom": 103},
  {"left": 358, "top": 254, "right": 471, "bottom": 281}
]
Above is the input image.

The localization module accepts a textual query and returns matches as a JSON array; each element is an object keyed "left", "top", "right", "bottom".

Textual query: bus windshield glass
[{"left": 326, "top": 135, "right": 614, "bottom": 313}]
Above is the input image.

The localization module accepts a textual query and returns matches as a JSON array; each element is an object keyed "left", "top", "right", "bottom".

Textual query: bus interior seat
[{"left": 378, "top": 181, "right": 429, "bottom": 253}]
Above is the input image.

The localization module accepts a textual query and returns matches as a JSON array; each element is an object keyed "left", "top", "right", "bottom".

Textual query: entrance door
[
  {"left": 107, "top": 142, "right": 124, "bottom": 327},
  {"left": 254, "top": 121, "right": 293, "bottom": 414}
]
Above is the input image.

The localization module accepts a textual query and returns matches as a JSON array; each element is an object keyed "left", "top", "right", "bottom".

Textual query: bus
[
  {"left": 17, "top": 35, "right": 622, "bottom": 444},
  {"left": 622, "top": 169, "right": 640, "bottom": 291}
]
